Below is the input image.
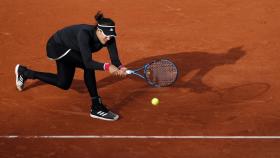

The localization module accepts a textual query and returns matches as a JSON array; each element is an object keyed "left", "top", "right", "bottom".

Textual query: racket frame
[{"left": 126, "top": 59, "right": 178, "bottom": 87}]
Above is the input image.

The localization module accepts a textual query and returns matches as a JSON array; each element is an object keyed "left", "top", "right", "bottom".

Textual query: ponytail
[
  {"left": 94, "top": 11, "right": 115, "bottom": 26},
  {"left": 95, "top": 11, "right": 104, "bottom": 23}
]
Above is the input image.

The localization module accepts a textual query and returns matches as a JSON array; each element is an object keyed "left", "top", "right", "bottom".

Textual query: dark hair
[{"left": 95, "top": 11, "right": 115, "bottom": 26}]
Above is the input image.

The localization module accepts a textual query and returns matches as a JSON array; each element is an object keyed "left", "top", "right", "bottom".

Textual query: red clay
[{"left": 1, "top": 0, "right": 280, "bottom": 157}]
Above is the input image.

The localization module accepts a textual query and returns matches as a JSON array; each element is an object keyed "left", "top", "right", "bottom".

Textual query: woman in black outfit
[{"left": 15, "top": 11, "right": 127, "bottom": 121}]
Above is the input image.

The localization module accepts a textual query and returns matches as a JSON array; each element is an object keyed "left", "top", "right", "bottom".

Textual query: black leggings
[{"left": 30, "top": 50, "right": 99, "bottom": 98}]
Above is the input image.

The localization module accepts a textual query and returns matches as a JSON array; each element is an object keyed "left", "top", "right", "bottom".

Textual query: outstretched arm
[
  {"left": 106, "top": 38, "right": 127, "bottom": 76},
  {"left": 106, "top": 38, "right": 122, "bottom": 67}
]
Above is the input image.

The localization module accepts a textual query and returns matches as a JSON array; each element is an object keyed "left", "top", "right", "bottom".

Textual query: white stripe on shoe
[
  {"left": 15, "top": 64, "right": 23, "bottom": 91},
  {"left": 97, "top": 111, "right": 110, "bottom": 117}
]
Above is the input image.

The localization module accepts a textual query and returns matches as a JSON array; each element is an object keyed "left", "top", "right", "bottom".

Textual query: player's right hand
[{"left": 109, "top": 65, "right": 126, "bottom": 77}]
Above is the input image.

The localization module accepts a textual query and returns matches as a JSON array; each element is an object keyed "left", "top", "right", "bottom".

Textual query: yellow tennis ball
[{"left": 151, "top": 98, "right": 159, "bottom": 106}]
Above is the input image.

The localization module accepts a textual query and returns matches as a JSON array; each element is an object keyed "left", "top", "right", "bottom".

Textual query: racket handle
[{"left": 126, "top": 70, "right": 133, "bottom": 74}]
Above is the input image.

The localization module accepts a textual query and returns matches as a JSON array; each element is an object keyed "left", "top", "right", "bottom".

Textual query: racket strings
[{"left": 146, "top": 60, "right": 178, "bottom": 87}]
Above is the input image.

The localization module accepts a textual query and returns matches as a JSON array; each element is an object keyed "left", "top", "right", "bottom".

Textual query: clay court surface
[{"left": 1, "top": 0, "right": 280, "bottom": 157}]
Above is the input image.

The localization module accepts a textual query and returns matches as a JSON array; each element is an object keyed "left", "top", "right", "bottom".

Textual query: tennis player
[{"left": 15, "top": 11, "right": 127, "bottom": 121}]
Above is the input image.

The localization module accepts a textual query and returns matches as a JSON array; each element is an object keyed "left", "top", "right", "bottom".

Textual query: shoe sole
[
  {"left": 15, "top": 64, "right": 23, "bottom": 91},
  {"left": 90, "top": 114, "right": 119, "bottom": 121}
]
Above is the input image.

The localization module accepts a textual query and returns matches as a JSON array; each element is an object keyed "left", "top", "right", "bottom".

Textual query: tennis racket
[{"left": 126, "top": 59, "right": 178, "bottom": 87}]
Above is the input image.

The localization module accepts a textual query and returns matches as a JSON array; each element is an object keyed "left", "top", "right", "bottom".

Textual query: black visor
[{"left": 97, "top": 24, "right": 117, "bottom": 37}]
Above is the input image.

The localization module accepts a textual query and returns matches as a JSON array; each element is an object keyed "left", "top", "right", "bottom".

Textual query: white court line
[{"left": 1, "top": 135, "right": 280, "bottom": 139}]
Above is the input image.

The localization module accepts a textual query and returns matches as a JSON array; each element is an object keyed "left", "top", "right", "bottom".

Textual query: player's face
[{"left": 96, "top": 29, "right": 111, "bottom": 44}]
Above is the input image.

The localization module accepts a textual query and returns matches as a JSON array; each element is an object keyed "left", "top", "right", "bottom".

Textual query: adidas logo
[{"left": 97, "top": 111, "right": 108, "bottom": 116}]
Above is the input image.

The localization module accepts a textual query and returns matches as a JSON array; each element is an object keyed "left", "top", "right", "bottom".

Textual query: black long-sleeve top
[{"left": 47, "top": 24, "right": 122, "bottom": 70}]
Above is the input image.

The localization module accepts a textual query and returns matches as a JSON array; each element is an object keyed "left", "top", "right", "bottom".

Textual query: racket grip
[{"left": 126, "top": 70, "right": 133, "bottom": 74}]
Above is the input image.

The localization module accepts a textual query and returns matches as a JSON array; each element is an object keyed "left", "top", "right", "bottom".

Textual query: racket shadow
[{"left": 210, "top": 82, "right": 271, "bottom": 103}]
